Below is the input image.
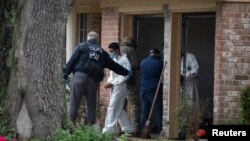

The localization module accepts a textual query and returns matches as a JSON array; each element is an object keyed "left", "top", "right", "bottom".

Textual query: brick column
[
  {"left": 100, "top": 7, "right": 120, "bottom": 107},
  {"left": 214, "top": 2, "right": 250, "bottom": 124},
  {"left": 101, "top": 8, "right": 120, "bottom": 50},
  {"left": 162, "top": 5, "right": 175, "bottom": 138}
]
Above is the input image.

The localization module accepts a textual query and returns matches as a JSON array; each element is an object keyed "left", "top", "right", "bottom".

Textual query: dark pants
[
  {"left": 140, "top": 87, "right": 163, "bottom": 133},
  {"left": 69, "top": 72, "right": 99, "bottom": 125}
]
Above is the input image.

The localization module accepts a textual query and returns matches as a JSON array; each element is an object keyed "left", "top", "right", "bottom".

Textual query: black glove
[
  {"left": 63, "top": 75, "right": 69, "bottom": 85},
  {"left": 128, "top": 70, "right": 134, "bottom": 77},
  {"left": 180, "top": 75, "right": 184, "bottom": 82},
  {"left": 63, "top": 74, "right": 68, "bottom": 79},
  {"left": 180, "top": 75, "right": 184, "bottom": 86}
]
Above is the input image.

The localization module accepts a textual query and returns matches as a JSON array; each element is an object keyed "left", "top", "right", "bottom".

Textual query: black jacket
[{"left": 63, "top": 39, "right": 129, "bottom": 80}]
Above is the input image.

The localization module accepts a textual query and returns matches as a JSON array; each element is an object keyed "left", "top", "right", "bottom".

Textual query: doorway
[
  {"left": 132, "top": 15, "right": 164, "bottom": 130},
  {"left": 133, "top": 15, "right": 164, "bottom": 95},
  {"left": 133, "top": 15, "right": 164, "bottom": 60},
  {"left": 181, "top": 12, "right": 215, "bottom": 121},
  {"left": 133, "top": 15, "right": 164, "bottom": 93}
]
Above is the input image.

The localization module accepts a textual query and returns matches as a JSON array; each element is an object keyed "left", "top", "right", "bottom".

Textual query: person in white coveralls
[
  {"left": 181, "top": 52, "right": 199, "bottom": 108},
  {"left": 102, "top": 42, "right": 135, "bottom": 136}
]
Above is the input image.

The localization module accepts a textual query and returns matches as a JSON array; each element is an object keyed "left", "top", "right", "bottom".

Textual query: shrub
[
  {"left": 117, "top": 133, "right": 128, "bottom": 141},
  {"left": 0, "top": 107, "right": 15, "bottom": 140},
  {"left": 176, "top": 92, "right": 208, "bottom": 139},
  {"left": 52, "top": 125, "right": 113, "bottom": 141},
  {"left": 240, "top": 86, "right": 250, "bottom": 124}
]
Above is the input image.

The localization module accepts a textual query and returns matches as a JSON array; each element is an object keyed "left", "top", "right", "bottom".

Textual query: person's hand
[
  {"left": 180, "top": 75, "right": 184, "bottom": 86},
  {"left": 63, "top": 74, "right": 68, "bottom": 80},
  {"left": 128, "top": 70, "right": 134, "bottom": 77},
  {"left": 180, "top": 75, "right": 184, "bottom": 82},
  {"left": 104, "top": 83, "right": 113, "bottom": 89},
  {"left": 63, "top": 75, "right": 69, "bottom": 85}
]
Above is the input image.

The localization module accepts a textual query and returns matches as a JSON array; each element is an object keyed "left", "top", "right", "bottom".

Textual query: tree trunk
[{"left": 5, "top": 0, "right": 75, "bottom": 140}]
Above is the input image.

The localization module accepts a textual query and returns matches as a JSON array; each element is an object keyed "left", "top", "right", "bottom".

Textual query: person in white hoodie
[{"left": 102, "top": 42, "right": 135, "bottom": 135}]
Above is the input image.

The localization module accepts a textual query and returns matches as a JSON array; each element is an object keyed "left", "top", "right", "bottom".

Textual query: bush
[
  {"left": 176, "top": 92, "right": 208, "bottom": 139},
  {"left": 52, "top": 125, "right": 113, "bottom": 141},
  {"left": 0, "top": 107, "right": 15, "bottom": 140},
  {"left": 240, "top": 86, "right": 250, "bottom": 124}
]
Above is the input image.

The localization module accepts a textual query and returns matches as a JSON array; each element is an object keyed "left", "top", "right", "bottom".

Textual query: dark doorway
[
  {"left": 133, "top": 15, "right": 164, "bottom": 60},
  {"left": 181, "top": 13, "right": 215, "bottom": 120},
  {"left": 133, "top": 15, "right": 164, "bottom": 94},
  {"left": 133, "top": 15, "right": 164, "bottom": 93},
  {"left": 132, "top": 15, "right": 164, "bottom": 130}
]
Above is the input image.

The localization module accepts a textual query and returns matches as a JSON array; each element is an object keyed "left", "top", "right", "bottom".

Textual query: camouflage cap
[{"left": 121, "top": 36, "right": 134, "bottom": 47}]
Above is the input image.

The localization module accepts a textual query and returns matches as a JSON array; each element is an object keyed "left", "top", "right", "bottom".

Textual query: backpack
[{"left": 84, "top": 59, "right": 104, "bottom": 82}]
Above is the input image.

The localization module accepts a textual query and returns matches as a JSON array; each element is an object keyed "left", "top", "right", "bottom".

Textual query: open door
[
  {"left": 180, "top": 12, "right": 215, "bottom": 138},
  {"left": 133, "top": 14, "right": 165, "bottom": 133},
  {"left": 133, "top": 15, "right": 164, "bottom": 60}
]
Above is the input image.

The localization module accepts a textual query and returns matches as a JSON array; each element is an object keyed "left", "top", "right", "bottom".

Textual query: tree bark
[{"left": 5, "top": 0, "right": 76, "bottom": 140}]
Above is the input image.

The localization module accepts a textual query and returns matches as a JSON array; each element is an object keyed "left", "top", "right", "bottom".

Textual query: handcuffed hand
[
  {"left": 63, "top": 75, "right": 70, "bottom": 85},
  {"left": 128, "top": 70, "right": 134, "bottom": 77}
]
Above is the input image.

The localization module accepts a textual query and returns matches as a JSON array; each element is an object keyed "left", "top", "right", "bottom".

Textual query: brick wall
[
  {"left": 214, "top": 2, "right": 250, "bottom": 124},
  {"left": 88, "top": 13, "right": 101, "bottom": 35},
  {"left": 101, "top": 8, "right": 120, "bottom": 50},
  {"left": 100, "top": 7, "right": 120, "bottom": 108}
]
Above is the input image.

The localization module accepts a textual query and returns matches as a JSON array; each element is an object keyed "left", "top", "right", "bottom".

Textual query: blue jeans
[{"left": 140, "top": 87, "right": 163, "bottom": 133}]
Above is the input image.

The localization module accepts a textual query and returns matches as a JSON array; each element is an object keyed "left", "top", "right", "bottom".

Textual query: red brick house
[{"left": 66, "top": 0, "right": 250, "bottom": 138}]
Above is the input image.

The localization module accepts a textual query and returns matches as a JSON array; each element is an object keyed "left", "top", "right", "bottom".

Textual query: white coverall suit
[
  {"left": 181, "top": 52, "right": 199, "bottom": 107},
  {"left": 102, "top": 55, "right": 134, "bottom": 134}
]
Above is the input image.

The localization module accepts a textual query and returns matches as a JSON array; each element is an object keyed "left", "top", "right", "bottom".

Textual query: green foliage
[
  {"left": 0, "top": 124, "right": 14, "bottom": 139},
  {"left": 176, "top": 92, "right": 207, "bottom": 139},
  {"left": 52, "top": 125, "right": 113, "bottom": 141},
  {"left": 176, "top": 93, "right": 194, "bottom": 136},
  {"left": 0, "top": 0, "right": 17, "bottom": 137},
  {"left": 221, "top": 119, "right": 243, "bottom": 125},
  {"left": 240, "top": 86, "right": 250, "bottom": 124},
  {"left": 61, "top": 86, "right": 75, "bottom": 129},
  {"left": 117, "top": 133, "right": 128, "bottom": 141},
  {"left": 52, "top": 129, "right": 72, "bottom": 141}
]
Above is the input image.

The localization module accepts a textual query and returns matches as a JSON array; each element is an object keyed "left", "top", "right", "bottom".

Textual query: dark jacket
[
  {"left": 140, "top": 55, "right": 163, "bottom": 91},
  {"left": 63, "top": 39, "right": 129, "bottom": 80}
]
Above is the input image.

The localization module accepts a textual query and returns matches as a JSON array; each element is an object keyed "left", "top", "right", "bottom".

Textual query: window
[{"left": 78, "top": 13, "right": 88, "bottom": 43}]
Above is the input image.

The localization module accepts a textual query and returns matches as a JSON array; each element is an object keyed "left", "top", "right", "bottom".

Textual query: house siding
[{"left": 214, "top": 2, "right": 250, "bottom": 124}]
